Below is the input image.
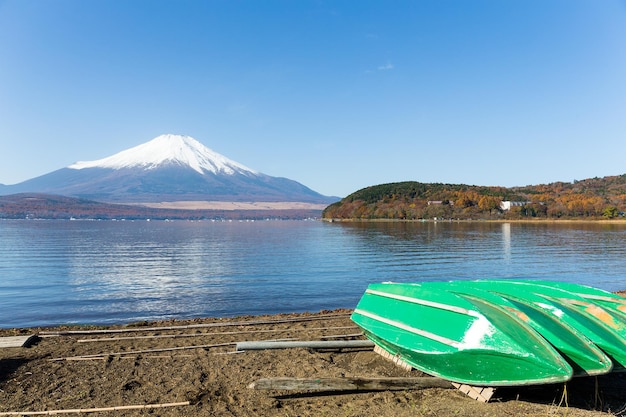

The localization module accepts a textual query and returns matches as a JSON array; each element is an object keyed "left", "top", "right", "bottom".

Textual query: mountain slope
[
  {"left": 69, "top": 134, "right": 256, "bottom": 175},
  {"left": 1, "top": 134, "right": 337, "bottom": 204}
]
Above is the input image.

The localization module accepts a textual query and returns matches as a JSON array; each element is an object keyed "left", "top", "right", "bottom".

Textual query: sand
[{"left": 1, "top": 306, "right": 625, "bottom": 417}]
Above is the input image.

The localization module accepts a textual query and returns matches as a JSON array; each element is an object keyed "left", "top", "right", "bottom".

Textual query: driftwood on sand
[
  {"left": 0, "top": 401, "right": 191, "bottom": 416},
  {"left": 248, "top": 376, "right": 453, "bottom": 391}
]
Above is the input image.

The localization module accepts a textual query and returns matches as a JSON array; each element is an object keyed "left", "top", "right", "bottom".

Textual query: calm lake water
[{"left": 1, "top": 220, "right": 625, "bottom": 329}]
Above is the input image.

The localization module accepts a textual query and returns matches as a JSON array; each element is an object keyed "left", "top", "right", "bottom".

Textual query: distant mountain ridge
[
  {"left": 0, "top": 134, "right": 337, "bottom": 204},
  {"left": 0, "top": 193, "right": 324, "bottom": 220}
]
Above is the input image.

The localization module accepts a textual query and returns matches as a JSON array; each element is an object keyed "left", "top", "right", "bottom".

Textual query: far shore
[{"left": 323, "top": 217, "right": 626, "bottom": 224}]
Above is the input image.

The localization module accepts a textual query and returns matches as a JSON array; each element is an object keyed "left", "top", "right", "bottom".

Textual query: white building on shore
[{"left": 500, "top": 201, "right": 531, "bottom": 211}]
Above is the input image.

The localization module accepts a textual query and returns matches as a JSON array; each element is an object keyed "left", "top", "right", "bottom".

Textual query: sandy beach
[{"left": 1, "top": 305, "right": 625, "bottom": 417}]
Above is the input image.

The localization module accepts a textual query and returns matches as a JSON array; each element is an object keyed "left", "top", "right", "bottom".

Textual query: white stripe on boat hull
[
  {"left": 366, "top": 288, "right": 480, "bottom": 317},
  {"left": 353, "top": 308, "right": 461, "bottom": 349}
]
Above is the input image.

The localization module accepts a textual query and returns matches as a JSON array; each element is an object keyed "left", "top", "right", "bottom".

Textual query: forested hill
[{"left": 322, "top": 175, "right": 626, "bottom": 220}]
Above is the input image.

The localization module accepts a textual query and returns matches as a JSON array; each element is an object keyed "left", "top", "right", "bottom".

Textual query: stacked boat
[{"left": 351, "top": 280, "right": 626, "bottom": 387}]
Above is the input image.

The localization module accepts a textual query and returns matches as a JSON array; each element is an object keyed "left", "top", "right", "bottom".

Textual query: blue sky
[{"left": 1, "top": 0, "right": 625, "bottom": 197}]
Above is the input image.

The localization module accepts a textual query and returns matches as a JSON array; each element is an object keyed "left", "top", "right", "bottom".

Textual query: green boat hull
[
  {"left": 512, "top": 280, "right": 626, "bottom": 322},
  {"left": 352, "top": 282, "right": 573, "bottom": 386},
  {"left": 418, "top": 281, "right": 613, "bottom": 377},
  {"left": 458, "top": 280, "right": 626, "bottom": 370}
]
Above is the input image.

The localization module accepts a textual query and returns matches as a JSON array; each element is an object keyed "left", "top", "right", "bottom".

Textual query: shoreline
[
  {"left": 323, "top": 217, "right": 626, "bottom": 224},
  {"left": 3, "top": 289, "right": 625, "bottom": 333},
  {"left": 1, "top": 308, "right": 625, "bottom": 416}
]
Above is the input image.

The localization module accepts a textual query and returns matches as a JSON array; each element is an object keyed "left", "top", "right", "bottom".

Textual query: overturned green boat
[
  {"left": 455, "top": 280, "right": 626, "bottom": 370},
  {"left": 513, "top": 280, "right": 626, "bottom": 322},
  {"left": 351, "top": 280, "right": 625, "bottom": 387}
]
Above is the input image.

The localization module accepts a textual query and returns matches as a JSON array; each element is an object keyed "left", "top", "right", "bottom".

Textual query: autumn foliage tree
[{"left": 323, "top": 176, "right": 626, "bottom": 221}]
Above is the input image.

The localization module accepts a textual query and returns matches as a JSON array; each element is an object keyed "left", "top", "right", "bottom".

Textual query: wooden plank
[
  {"left": 49, "top": 338, "right": 298, "bottom": 361},
  {"left": 373, "top": 345, "right": 496, "bottom": 402},
  {"left": 373, "top": 345, "right": 414, "bottom": 371},
  {"left": 0, "top": 401, "right": 190, "bottom": 415},
  {"left": 49, "top": 341, "right": 238, "bottom": 361},
  {"left": 0, "top": 335, "right": 37, "bottom": 348},
  {"left": 236, "top": 340, "right": 375, "bottom": 351},
  {"left": 76, "top": 326, "right": 359, "bottom": 343},
  {"left": 248, "top": 377, "right": 453, "bottom": 391},
  {"left": 40, "top": 312, "right": 352, "bottom": 336},
  {"left": 452, "top": 383, "right": 495, "bottom": 402}
]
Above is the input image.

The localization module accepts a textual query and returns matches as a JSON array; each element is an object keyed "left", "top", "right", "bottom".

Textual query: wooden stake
[
  {"left": 0, "top": 401, "right": 190, "bottom": 415},
  {"left": 248, "top": 377, "right": 453, "bottom": 391}
]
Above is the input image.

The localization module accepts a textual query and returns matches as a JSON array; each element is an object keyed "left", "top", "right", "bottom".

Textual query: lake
[{"left": 1, "top": 219, "right": 624, "bottom": 329}]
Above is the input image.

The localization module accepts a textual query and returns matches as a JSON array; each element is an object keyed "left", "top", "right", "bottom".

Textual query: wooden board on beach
[{"left": 0, "top": 335, "right": 37, "bottom": 348}]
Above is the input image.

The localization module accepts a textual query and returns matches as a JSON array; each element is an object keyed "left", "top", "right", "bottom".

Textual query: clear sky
[{"left": 1, "top": 0, "right": 625, "bottom": 197}]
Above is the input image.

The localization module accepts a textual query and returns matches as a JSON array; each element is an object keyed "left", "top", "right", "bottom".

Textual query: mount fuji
[{"left": 0, "top": 134, "right": 337, "bottom": 204}]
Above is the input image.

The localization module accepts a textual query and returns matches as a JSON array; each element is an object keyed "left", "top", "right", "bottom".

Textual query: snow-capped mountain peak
[
  {"left": 0, "top": 133, "right": 336, "bottom": 204},
  {"left": 68, "top": 134, "right": 257, "bottom": 175}
]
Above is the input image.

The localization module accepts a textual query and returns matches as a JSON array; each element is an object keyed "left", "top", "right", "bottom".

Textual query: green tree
[{"left": 603, "top": 206, "right": 618, "bottom": 219}]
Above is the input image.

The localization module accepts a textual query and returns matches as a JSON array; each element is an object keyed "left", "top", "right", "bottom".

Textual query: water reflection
[
  {"left": 502, "top": 223, "right": 511, "bottom": 260},
  {"left": 331, "top": 221, "right": 626, "bottom": 286},
  {"left": 1, "top": 220, "right": 625, "bottom": 328},
  {"left": 63, "top": 223, "right": 270, "bottom": 322}
]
